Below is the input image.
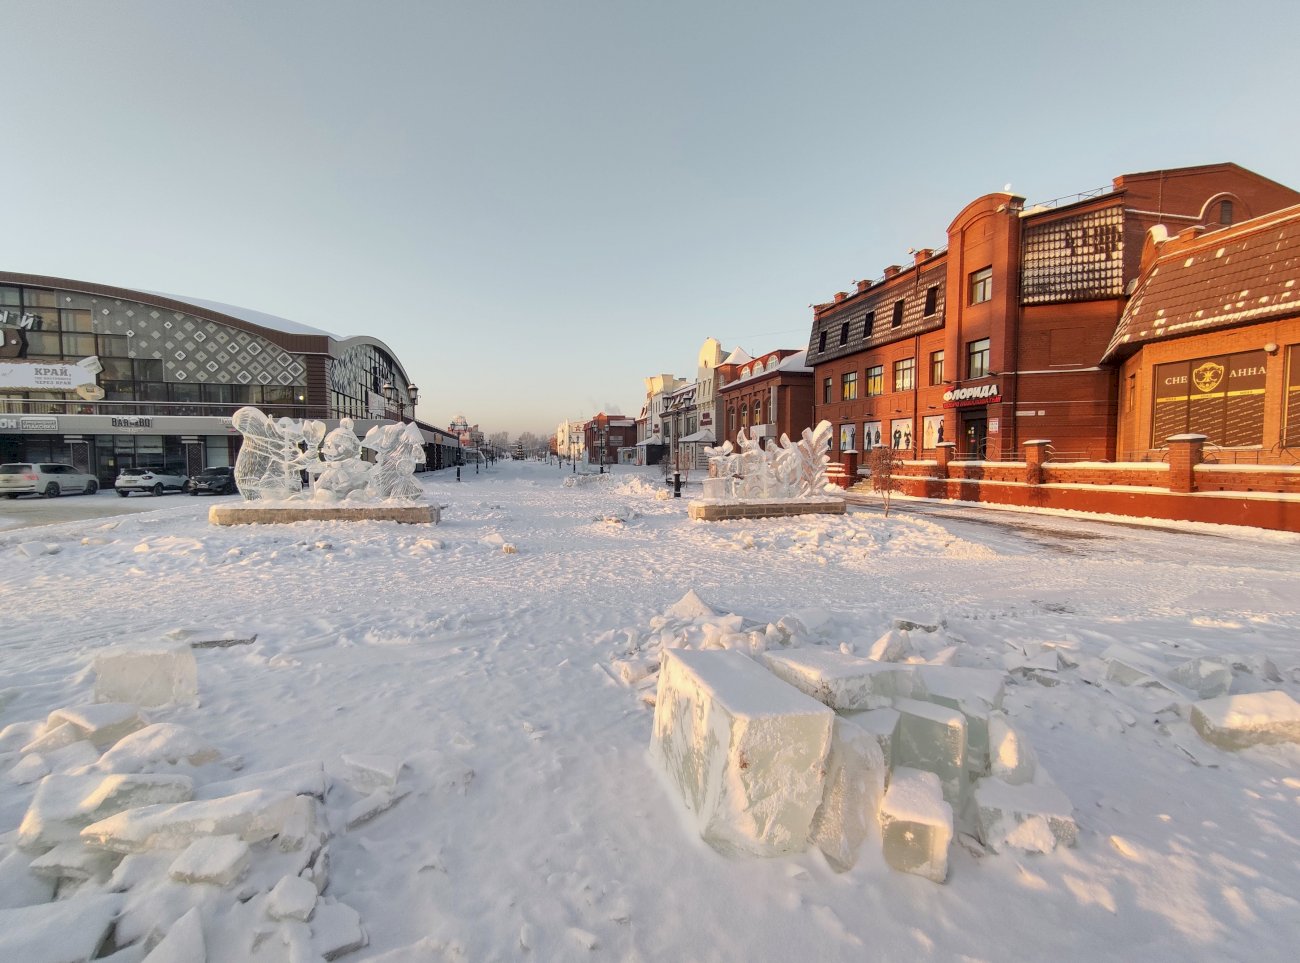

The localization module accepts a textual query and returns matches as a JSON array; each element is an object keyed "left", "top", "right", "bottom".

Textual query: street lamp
[{"left": 381, "top": 381, "right": 419, "bottom": 423}]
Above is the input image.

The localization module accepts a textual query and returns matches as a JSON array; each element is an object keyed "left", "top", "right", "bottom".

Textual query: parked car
[
  {"left": 186, "top": 466, "right": 239, "bottom": 496},
  {"left": 115, "top": 467, "right": 189, "bottom": 497},
  {"left": 0, "top": 463, "right": 101, "bottom": 498}
]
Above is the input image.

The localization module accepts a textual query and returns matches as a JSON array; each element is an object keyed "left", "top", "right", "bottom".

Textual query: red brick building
[
  {"left": 1103, "top": 203, "right": 1300, "bottom": 462},
  {"left": 808, "top": 163, "right": 1300, "bottom": 463},
  {"left": 716, "top": 349, "right": 814, "bottom": 447}
]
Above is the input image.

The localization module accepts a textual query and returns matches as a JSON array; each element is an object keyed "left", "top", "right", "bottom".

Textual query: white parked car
[
  {"left": 115, "top": 467, "right": 189, "bottom": 497},
  {"left": 0, "top": 462, "right": 101, "bottom": 498}
]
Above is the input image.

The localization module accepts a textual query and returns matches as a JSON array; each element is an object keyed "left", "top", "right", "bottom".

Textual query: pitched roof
[{"left": 1103, "top": 204, "right": 1300, "bottom": 361}]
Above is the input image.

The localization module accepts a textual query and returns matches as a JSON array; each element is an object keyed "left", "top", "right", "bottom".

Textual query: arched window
[
  {"left": 766, "top": 357, "right": 778, "bottom": 371},
  {"left": 740, "top": 403, "right": 748, "bottom": 425},
  {"left": 728, "top": 407, "right": 736, "bottom": 434},
  {"left": 741, "top": 366, "right": 750, "bottom": 379}
]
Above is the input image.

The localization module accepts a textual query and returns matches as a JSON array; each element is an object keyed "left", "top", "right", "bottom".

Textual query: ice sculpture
[
  {"left": 704, "top": 420, "right": 834, "bottom": 500},
  {"left": 230, "top": 406, "right": 425, "bottom": 503}
]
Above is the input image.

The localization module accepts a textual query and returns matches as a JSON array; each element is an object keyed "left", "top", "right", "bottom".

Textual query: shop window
[
  {"left": 923, "top": 286, "right": 938, "bottom": 316},
  {"left": 62, "top": 333, "right": 96, "bottom": 356},
  {"left": 841, "top": 371, "right": 858, "bottom": 401},
  {"left": 100, "top": 357, "right": 134, "bottom": 380},
  {"left": 98, "top": 335, "right": 129, "bottom": 357},
  {"left": 968, "top": 338, "right": 991, "bottom": 379},
  {"left": 24, "top": 331, "right": 61, "bottom": 356},
  {"left": 865, "top": 365, "right": 884, "bottom": 396},
  {"left": 930, "top": 350, "right": 945, "bottom": 385},
  {"left": 21, "top": 289, "right": 58, "bottom": 308},
  {"left": 135, "top": 359, "right": 163, "bottom": 381},
  {"left": 891, "top": 300, "right": 904, "bottom": 328},
  {"left": 139, "top": 382, "right": 167, "bottom": 402},
  {"left": 60, "top": 309, "right": 93, "bottom": 333},
  {"left": 893, "top": 358, "right": 915, "bottom": 392},
  {"left": 863, "top": 311, "right": 875, "bottom": 339},
  {"left": 969, "top": 267, "right": 993, "bottom": 304}
]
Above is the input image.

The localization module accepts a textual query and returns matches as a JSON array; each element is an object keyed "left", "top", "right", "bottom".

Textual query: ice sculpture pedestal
[
  {"left": 209, "top": 503, "right": 437, "bottom": 526},
  {"left": 687, "top": 497, "right": 845, "bottom": 521}
]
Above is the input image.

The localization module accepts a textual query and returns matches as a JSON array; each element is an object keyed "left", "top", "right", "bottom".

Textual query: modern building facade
[
  {"left": 805, "top": 164, "right": 1300, "bottom": 463},
  {"left": 0, "top": 273, "right": 459, "bottom": 480}
]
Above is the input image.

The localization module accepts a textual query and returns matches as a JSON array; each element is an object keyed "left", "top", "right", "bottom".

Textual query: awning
[
  {"left": 678, "top": 429, "right": 715, "bottom": 443},
  {"left": 634, "top": 438, "right": 663, "bottom": 447}
]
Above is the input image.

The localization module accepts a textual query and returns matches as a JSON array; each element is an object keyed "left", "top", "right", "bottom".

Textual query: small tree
[{"left": 867, "top": 445, "right": 902, "bottom": 517}]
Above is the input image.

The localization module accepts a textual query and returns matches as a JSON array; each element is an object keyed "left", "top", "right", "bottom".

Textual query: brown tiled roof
[{"left": 1103, "top": 204, "right": 1300, "bottom": 361}]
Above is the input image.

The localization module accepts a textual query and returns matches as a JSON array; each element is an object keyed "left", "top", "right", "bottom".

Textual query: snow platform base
[
  {"left": 209, "top": 504, "right": 438, "bottom": 526},
  {"left": 688, "top": 498, "right": 846, "bottom": 521}
]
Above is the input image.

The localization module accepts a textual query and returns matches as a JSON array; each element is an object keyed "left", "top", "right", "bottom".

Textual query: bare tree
[{"left": 867, "top": 445, "right": 902, "bottom": 517}]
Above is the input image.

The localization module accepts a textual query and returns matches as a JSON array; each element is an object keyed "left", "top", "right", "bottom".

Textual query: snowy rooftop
[{"left": 147, "top": 291, "right": 339, "bottom": 339}]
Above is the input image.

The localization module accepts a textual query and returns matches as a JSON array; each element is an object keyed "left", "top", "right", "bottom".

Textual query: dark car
[{"left": 186, "top": 466, "right": 239, "bottom": 496}]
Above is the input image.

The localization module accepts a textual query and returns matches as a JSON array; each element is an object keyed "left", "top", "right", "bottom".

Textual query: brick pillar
[
  {"left": 1023, "top": 439, "right": 1051, "bottom": 484},
  {"left": 843, "top": 449, "right": 859, "bottom": 480},
  {"left": 1166, "top": 433, "right": 1207, "bottom": 494},
  {"left": 934, "top": 441, "right": 956, "bottom": 478}
]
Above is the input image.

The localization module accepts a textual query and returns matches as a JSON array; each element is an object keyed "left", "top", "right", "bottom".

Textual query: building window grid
[
  {"left": 893, "top": 358, "right": 916, "bottom": 392},
  {"left": 841, "top": 370, "right": 859, "bottom": 401},
  {"left": 822, "top": 377, "right": 832, "bottom": 404},
  {"left": 865, "top": 365, "right": 884, "bottom": 396},
  {"left": 968, "top": 338, "right": 991, "bottom": 379},
  {"left": 930, "top": 350, "right": 945, "bottom": 385},
  {"left": 969, "top": 267, "right": 993, "bottom": 304}
]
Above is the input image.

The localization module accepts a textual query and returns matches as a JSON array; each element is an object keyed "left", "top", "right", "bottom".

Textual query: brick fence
[{"left": 842, "top": 436, "right": 1300, "bottom": 532}]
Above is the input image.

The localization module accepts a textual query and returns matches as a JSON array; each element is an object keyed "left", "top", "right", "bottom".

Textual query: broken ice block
[
  {"left": 842, "top": 708, "right": 900, "bottom": 771},
  {"left": 914, "top": 665, "right": 1004, "bottom": 775},
  {"left": 45, "top": 703, "right": 145, "bottom": 748},
  {"left": 1102, "top": 645, "right": 1193, "bottom": 700},
  {"left": 0, "top": 894, "right": 124, "bottom": 963},
  {"left": 651, "top": 648, "right": 833, "bottom": 857},
  {"left": 867, "top": 628, "right": 913, "bottom": 663},
  {"left": 81, "top": 789, "right": 300, "bottom": 853},
  {"left": 198, "top": 761, "right": 326, "bottom": 800},
  {"left": 972, "top": 776, "right": 1077, "bottom": 853},
  {"left": 665, "top": 589, "right": 717, "bottom": 621},
  {"left": 878, "top": 768, "right": 952, "bottom": 882},
  {"left": 987, "top": 713, "right": 1037, "bottom": 786},
  {"left": 144, "top": 905, "right": 205, "bottom": 962},
  {"left": 19, "top": 772, "right": 195, "bottom": 849},
  {"left": 168, "top": 834, "right": 250, "bottom": 885},
  {"left": 268, "top": 873, "right": 319, "bottom": 922},
  {"left": 29, "top": 840, "right": 120, "bottom": 881},
  {"left": 96, "top": 723, "right": 223, "bottom": 772},
  {"left": 809, "top": 717, "right": 887, "bottom": 872},
  {"left": 311, "top": 899, "right": 367, "bottom": 960},
  {"left": 892, "top": 698, "right": 967, "bottom": 807},
  {"left": 93, "top": 646, "right": 198, "bottom": 708},
  {"left": 1189, "top": 690, "right": 1300, "bottom": 750},
  {"left": 763, "top": 648, "right": 925, "bottom": 711},
  {"left": 1168, "top": 658, "right": 1232, "bottom": 700},
  {"left": 341, "top": 753, "right": 403, "bottom": 793}
]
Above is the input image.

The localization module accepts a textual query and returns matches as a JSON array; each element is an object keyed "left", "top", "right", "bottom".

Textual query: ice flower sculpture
[{"left": 704, "top": 420, "right": 833, "bottom": 500}]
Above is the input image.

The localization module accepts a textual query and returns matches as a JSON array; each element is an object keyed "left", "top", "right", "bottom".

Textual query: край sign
[{"left": 0, "top": 359, "right": 99, "bottom": 392}]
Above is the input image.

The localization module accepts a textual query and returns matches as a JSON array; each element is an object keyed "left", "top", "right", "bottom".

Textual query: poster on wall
[
  {"left": 890, "top": 418, "right": 914, "bottom": 451},
  {"left": 863, "top": 421, "right": 882, "bottom": 450},
  {"left": 839, "top": 423, "right": 857, "bottom": 451},
  {"left": 1287, "top": 345, "right": 1300, "bottom": 447},
  {"left": 1152, "top": 349, "right": 1267, "bottom": 447},
  {"left": 922, "top": 414, "right": 945, "bottom": 449}
]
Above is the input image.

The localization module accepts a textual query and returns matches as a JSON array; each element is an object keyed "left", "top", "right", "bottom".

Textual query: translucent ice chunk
[
  {"left": 81, "top": 790, "right": 300, "bottom": 853},
  {"left": 44, "top": 703, "right": 145, "bottom": 749},
  {"left": 29, "top": 840, "right": 120, "bottom": 881},
  {"left": 96, "top": 723, "right": 223, "bottom": 773},
  {"left": 972, "top": 775, "right": 1077, "bottom": 853},
  {"left": 867, "top": 628, "right": 913, "bottom": 663},
  {"left": 168, "top": 834, "right": 250, "bottom": 885},
  {"left": 987, "top": 713, "right": 1037, "bottom": 786},
  {"left": 763, "top": 648, "right": 925, "bottom": 711},
  {"left": 19, "top": 772, "right": 195, "bottom": 849},
  {"left": 878, "top": 768, "right": 952, "bottom": 882},
  {"left": 892, "top": 698, "right": 967, "bottom": 807},
  {"left": 914, "top": 665, "right": 1005, "bottom": 775},
  {"left": 651, "top": 649, "right": 834, "bottom": 857},
  {"left": 93, "top": 646, "right": 198, "bottom": 708},
  {"left": 1168, "top": 658, "right": 1232, "bottom": 699},
  {"left": 842, "top": 707, "right": 900, "bottom": 772},
  {"left": 809, "top": 717, "right": 887, "bottom": 872},
  {"left": 1190, "top": 690, "right": 1300, "bottom": 750}
]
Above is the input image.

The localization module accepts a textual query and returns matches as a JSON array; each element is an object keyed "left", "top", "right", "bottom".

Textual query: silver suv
[
  {"left": 115, "top": 467, "right": 189, "bottom": 497},
  {"left": 0, "top": 463, "right": 101, "bottom": 498}
]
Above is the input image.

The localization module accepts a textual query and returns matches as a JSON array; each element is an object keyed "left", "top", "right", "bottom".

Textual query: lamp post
[{"left": 381, "top": 381, "right": 419, "bottom": 423}]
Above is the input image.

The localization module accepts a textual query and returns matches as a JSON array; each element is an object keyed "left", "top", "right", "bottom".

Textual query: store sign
[
  {"left": 942, "top": 382, "right": 1001, "bottom": 408},
  {"left": 111, "top": 416, "right": 154, "bottom": 430},
  {"left": 0, "top": 360, "right": 98, "bottom": 391},
  {"left": 0, "top": 415, "right": 59, "bottom": 432}
]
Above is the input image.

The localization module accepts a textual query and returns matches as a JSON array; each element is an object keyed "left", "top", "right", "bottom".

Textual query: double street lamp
[{"left": 381, "top": 381, "right": 419, "bottom": 423}]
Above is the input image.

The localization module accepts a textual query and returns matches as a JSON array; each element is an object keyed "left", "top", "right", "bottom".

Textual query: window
[
  {"left": 923, "top": 286, "right": 938, "bottom": 316},
  {"left": 841, "top": 371, "right": 858, "bottom": 401},
  {"left": 891, "top": 300, "right": 904, "bottom": 328},
  {"left": 969, "top": 267, "right": 993, "bottom": 304},
  {"left": 893, "top": 358, "right": 915, "bottom": 392},
  {"left": 818, "top": 330, "right": 827, "bottom": 352},
  {"left": 740, "top": 403, "right": 748, "bottom": 424},
  {"left": 839, "top": 322, "right": 849, "bottom": 346},
  {"left": 930, "top": 350, "right": 945, "bottom": 385},
  {"left": 968, "top": 338, "right": 991, "bottom": 379},
  {"left": 865, "top": 365, "right": 884, "bottom": 396},
  {"left": 863, "top": 311, "right": 875, "bottom": 339},
  {"left": 822, "top": 377, "right": 832, "bottom": 404}
]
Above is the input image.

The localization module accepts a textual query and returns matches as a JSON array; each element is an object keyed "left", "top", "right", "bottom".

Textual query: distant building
[{"left": 716, "top": 348, "right": 814, "bottom": 448}]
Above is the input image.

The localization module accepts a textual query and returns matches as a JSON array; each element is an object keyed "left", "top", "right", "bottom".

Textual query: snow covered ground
[{"left": 1, "top": 462, "right": 1298, "bottom": 962}]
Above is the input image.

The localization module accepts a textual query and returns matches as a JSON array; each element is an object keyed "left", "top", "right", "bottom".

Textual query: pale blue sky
[{"left": 4, "top": 0, "right": 1298, "bottom": 437}]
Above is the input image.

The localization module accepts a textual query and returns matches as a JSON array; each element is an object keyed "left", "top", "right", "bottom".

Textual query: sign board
[
  {"left": 0, "top": 415, "right": 58, "bottom": 432},
  {"left": 989, "top": 418, "right": 1000, "bottom": 433},
  {"left": 0, "top": 360, "right": 98, "bottom": 391}
]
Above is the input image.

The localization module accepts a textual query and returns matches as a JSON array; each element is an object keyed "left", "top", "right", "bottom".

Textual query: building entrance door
[{"left": 962, "top": 412, "right": 988, "bottom": 460}]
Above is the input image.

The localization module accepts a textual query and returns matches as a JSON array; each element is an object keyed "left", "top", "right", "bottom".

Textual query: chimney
[
  {"left": 834, "top": 291, "right": 848, "bottom": 303},
  {"left": 856, "top": 279, "right": 870, "bottom": 293},
  {"left": 912, "top": 248, "right": 934, "bottom": 266},
  {"left": 883, "top": 264, "right": 902, "bottom": 279}
]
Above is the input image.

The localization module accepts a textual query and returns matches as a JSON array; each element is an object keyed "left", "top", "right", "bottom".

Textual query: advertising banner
[{"left": 0, "top": 360, "right": 98, "bottom": 391}]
